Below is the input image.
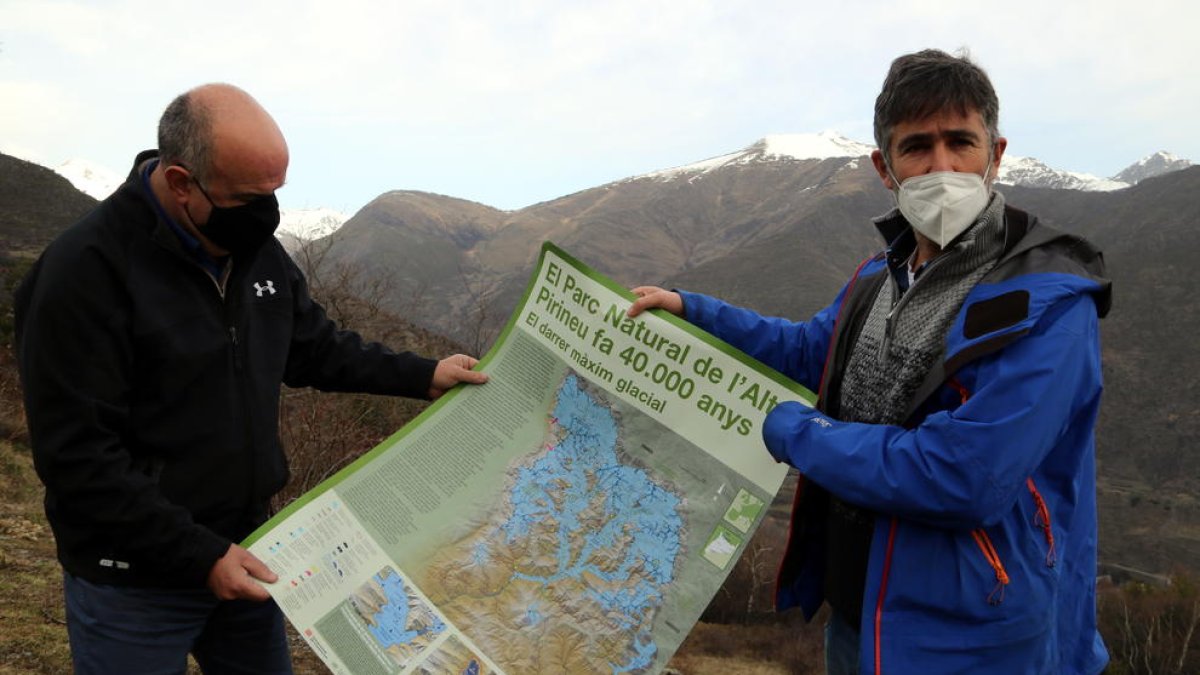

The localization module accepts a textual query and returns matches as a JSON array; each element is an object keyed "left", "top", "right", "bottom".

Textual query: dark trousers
[
  {"left": 64, "top": 572, "right": 293, "bottom": 675},
  {"left": 825, "top": 606, "right": 861, "bottom": 675}
]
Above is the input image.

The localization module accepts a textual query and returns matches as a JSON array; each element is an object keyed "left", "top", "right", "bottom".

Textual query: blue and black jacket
[{"left": 680, "top": 205, "right": 1111, "bottom": 674}]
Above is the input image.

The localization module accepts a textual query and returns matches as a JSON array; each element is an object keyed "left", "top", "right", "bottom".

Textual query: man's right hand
[
  {"left": 628, "top": 286, "right": 684, "bottom": 318},
  {"left": 207, "top": 543, "right": 277, "bottom": 601}
]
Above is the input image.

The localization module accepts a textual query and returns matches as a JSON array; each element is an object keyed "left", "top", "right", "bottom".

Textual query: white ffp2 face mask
[{"left": 893, "top": 168, "right": 991, "bottom": 248}]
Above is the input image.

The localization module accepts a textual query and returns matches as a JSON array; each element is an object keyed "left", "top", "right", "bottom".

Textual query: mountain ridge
[{"left": 28, "top": 135, "right": 1193, "bottom": 245}]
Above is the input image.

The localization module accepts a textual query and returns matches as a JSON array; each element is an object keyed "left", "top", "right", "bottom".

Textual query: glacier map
[{"left": 421, "top": 373, "right": 686, "bottom": 673}]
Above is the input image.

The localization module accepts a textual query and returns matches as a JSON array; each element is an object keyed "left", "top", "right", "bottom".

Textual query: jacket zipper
[
  {"left": 874, "top": 518, "right": 899, "bottom": 674},
  {"left": 882, "top": 253, "right": 951, "bottom": 360},
  {"left": 222, "top": 266, "right": 258, "bottom": 512}
]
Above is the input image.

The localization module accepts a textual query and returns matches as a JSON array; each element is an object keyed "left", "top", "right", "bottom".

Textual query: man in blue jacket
[
  {"left": 16, "top": 83, "right": 488, "bottom": 673},
  {"left": 630, "top": 49, "right": 1110, "bottom": 674}
]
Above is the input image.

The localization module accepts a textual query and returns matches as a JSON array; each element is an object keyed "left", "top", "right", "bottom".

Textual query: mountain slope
[{"left": 0, "top": 154, "right": 98, "bottom": 253}]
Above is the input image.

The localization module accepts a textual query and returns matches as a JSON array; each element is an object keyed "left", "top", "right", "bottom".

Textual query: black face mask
[{"left": 185, "top": 173, "right": 281, "bottom": 256}]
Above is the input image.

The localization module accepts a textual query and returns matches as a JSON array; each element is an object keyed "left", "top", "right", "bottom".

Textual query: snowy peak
[
  {"left": 50, "top": 157, "right": 348, "bottom": 244},
  {"left": 278, "top": 207, "right": 349, "bottom": 242},
  {"left": 758, "top": 132, "right": 876, "bottom": 161},
  {"left": 997, "top": 155, "right": 1128, "bottom": 192},
  {"left": 635, "top": 134, "right": 1194, "bottom": 193},
  {"left": 1113, "top": 151, "right": 1194, "bottom": 185},
  {"left": 55, "top": 158, "right": 122, "bottom": 200},
  {"left": 639, "top": 131, "right": 873, "bottom": 180}
]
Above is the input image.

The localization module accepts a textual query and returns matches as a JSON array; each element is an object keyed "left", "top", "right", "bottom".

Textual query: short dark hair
[
  {"left": 157, "top": 91, "right": 213, "bottom": 181},
  {"left": 873, "top": 49, "right": 1000, "bottom": 164}
]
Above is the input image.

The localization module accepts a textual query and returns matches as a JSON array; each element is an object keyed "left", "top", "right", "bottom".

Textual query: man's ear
[
  {"left": 163, "top": 164, "right": 192, "bottom": 199},
  {"left": 871, "top": 149, "right": 895, "bottom": 190},
  {"left": 991, "top": 137, "right": 1008, "bottom": 176}
]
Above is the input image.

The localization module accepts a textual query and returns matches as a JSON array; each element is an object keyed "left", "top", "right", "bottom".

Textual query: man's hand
[
  {"left": 429, "top": 354, "right": 489, "bottom": 399},
  {"left": 627, "top": 286, "right": 684, "bottom": 318},
  {"left": 207, "top": 544, "right": 277, "bottom": 601}
]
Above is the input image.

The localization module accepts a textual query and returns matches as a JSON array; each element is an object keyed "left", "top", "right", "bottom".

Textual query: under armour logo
[{"left": 254, "top": 280, "right": 276, "bottom": 297}]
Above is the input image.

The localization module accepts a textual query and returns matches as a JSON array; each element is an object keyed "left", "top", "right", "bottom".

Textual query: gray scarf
[{"left": 838, "top": 192, "right": 1009, "bottom": 425}]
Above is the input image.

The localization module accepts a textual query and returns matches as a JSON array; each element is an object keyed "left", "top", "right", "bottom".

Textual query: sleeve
[
  {"left": 280, "top": 256, "right": 438, "bottom": 397},
  {"left": 677, "top": 285, "right": 846, "bottom": 394},
  {"left": 761, "top": 293, "right": 1102, "bottom": 530},
  {"left": 17, "top": 248, "right": 230, "bottom": 585}
]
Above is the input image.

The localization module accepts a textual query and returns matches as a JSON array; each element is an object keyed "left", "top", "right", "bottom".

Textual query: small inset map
[
  {"left": 722, "top": 488, "right": 765, "bottom": 533},
  {"left": 350, "top": 566, "right": 445, "bottom": 668},
  {"left": 702, "top": 526, "right": 742, "bottom": 570}
]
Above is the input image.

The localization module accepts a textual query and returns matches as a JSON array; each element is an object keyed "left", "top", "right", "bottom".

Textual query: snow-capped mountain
[
  {"left": 1113, "top": 151, "right": 1193, "bottom": 185},
  {"left": 48, "top": 157, "right": 349, "bottom": 244},
  {"left": 277, "top": 207, "right": 348, "bottom": 242},
  {"left": 996, "top": 155, "right": 1128, "bottom": 192},
  {"left": 638, "top": 131, "right": 875, "bottom": 181},
  {"left": 55, "top": 158, "right": 123, "bottom": 200},
  {"left": 635, "top": 133, "right": 1197, "bottom": 194}
]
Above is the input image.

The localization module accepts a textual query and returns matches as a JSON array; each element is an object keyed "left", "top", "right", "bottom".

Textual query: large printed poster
[{"left": 244, "top": 243, "right": 815, "bottom": 674}]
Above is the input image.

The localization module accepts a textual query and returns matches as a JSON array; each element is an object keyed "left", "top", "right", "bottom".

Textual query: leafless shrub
[
  {"left": 456, "top": 262, "right": 501, "bottom": 357},
  {"left": 1099, "top": 569, "right": 1200, "bottom": 674}
]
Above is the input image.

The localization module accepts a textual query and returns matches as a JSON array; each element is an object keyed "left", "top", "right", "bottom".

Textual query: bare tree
[
  {"left": 456, "top": 262, "right": 502, "bottom": 357},
  {"left": 274, "top": 232, "right": 436, "bottom": 510},
  {"left": 291, "top": 232, "right": 399, "bottom": 334}
]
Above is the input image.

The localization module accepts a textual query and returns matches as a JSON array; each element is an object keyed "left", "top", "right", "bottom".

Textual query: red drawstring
[
  {"left": 1027, "top": 478, "right": 1057, "bottom": 568},
  {"left": 972, "top": 529, "right": 1010, "bottom": 605}
]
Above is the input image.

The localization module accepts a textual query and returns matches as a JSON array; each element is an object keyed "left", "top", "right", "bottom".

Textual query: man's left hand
[
  {"left": 429, "top": 354, "right": 489, "bottom": 399},
  {"left": 207, "top": 544, "right": 276, "bottom": 601}
]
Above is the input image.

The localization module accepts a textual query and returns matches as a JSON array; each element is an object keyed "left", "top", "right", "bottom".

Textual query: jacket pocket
[{"left": 969, "top": 478, "right": 1058, "bottom": 607}]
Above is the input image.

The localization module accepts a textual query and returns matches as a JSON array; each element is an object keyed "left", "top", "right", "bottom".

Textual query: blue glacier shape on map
[
  {"left": 366, "top": 570, "right": 445, "bottom": 652},
  {"left": 612, "top": 634, "right": 657, "bottom": 674},
  {"left": 524, "top": 603, "right": 544, "bottom": 627},
  {"left": 499, "top": 373, "right": 684, "bottom": 673},
  {"left": 470, "top": 541, "right": 490, "bottom": 566}
]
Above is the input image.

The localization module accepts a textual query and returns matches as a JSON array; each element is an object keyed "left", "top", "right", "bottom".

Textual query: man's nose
[{"left": 929, "top": 143, "right": 955, "bottom": 173}]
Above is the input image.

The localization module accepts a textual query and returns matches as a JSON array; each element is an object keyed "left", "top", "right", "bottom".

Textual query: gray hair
[
  {"left": 157, "top": 91, "right": 213, "bottom": 182},
  {"left": 873, "top": 49, "right": 1000, "bottom": 164}
]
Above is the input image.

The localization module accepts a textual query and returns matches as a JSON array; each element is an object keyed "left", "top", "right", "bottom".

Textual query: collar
[
  {"left": 882, "top": 223, "right": 920, "bottom": 292},
  {"left": 139, "top": 157, "right": 228, "bottom": 280}
]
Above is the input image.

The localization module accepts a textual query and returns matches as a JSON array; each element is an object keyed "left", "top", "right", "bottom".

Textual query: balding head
[
  {"left": 158, "top": 83, "right": 288, "bottom": 185},
  {"left": 152, "top": 84, "right": 289, "bottom": 257}
]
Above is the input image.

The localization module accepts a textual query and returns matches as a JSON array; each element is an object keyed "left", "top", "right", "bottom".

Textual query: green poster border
[{"left": 244, "top": 241, "right": 815, "bottom": 546}]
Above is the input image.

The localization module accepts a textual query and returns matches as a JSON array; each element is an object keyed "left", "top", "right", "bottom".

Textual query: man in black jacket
[{"left": 15, "top": 83, "right": 488, "bottom": 673}]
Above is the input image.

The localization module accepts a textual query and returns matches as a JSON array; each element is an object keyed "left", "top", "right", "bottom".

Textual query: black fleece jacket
[{"left": 15, "top": 151, "right": 437, "bottom": 588}]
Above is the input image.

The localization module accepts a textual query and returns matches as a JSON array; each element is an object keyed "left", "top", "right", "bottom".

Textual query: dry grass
[
  {"left": 667, "top": 615, "right": 826, "bottom": 674},
  {"left": 0, "top": 440, "right": 70, "bottom": 674}
]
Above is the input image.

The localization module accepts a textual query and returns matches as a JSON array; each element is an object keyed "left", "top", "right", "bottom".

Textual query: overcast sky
[{"left": 3, "top": 0, "right": 1198, "bottom": 212}]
